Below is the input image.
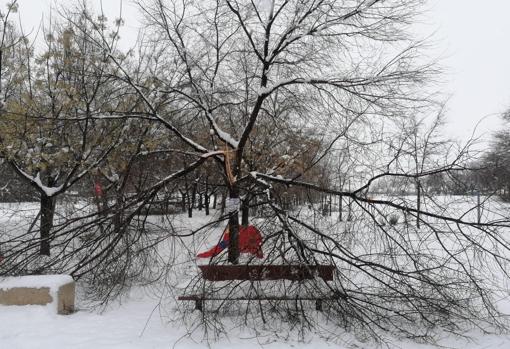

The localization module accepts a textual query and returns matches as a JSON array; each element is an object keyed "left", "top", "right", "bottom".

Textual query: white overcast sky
[{"left": 6, "top": 0, "right": 510, "bottom": 145}]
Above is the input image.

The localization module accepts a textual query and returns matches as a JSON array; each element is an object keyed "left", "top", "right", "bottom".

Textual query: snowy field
[
  {"left": 2, "top": 288, "right": 510, "bottom": 349},
  {"left": 1, "top": 196, "right": 510, "bottom": 349}
]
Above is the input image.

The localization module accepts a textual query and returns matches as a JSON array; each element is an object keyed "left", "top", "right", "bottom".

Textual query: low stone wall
[
  {"left": 0, "top": 275, "right": 75, "bottom": 314},
  {"left": 57, "top": 281, "right": 75, "bottom": 314}
]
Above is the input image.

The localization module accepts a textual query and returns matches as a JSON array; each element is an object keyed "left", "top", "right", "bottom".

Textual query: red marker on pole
[{"left": 94, "top": 181, "right": 103, "bottom": 198}]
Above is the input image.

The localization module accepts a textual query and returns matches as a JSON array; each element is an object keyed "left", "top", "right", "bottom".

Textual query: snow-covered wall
[{"left": 0, "top": 275, "right": 75, "bottom": 314}]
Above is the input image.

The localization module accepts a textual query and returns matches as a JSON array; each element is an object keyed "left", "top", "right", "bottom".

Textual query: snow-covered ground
[
  {"left": 1, "top": 285, "right": 510, "bottom": 349},
  {"left": 1, "top": 197, "right": 510, "bottom": 349},
  {"left": 1, "top": 278, "right": 510, "bottom": 348}
]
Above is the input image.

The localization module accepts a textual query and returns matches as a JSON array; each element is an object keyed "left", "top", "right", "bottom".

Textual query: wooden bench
[{"left": 178, "top": 264, "right": 338, "bottom": 311}]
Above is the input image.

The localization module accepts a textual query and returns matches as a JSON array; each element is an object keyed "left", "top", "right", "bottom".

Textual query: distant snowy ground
[{"left": 1, "top": 197, "right": 510, "bottom": 349}]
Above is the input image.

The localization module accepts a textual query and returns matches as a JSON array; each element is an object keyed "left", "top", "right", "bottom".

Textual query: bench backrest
[{"left": 198, "top": 264, "right": 335, "bottom": 281}]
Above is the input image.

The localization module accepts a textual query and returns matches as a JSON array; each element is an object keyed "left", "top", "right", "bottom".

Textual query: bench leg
[
  {"left": 195, "top": 299, "right": 203, "bottom": 311},
  {"left": 315, "top": 299, "right": 323, "bottom": 311}
]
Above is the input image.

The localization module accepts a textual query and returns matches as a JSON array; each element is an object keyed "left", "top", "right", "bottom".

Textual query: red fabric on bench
[{"left": 197, "top": 225, "right": 263, "bottom": 259}]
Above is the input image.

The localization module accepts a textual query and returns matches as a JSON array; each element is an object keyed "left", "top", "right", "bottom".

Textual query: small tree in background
[
  {"left": 478, "top": 111, "right": 510, "bottom": 200},
  {"left": 0, "top": 8, "right": 125, "bottom": 255}
]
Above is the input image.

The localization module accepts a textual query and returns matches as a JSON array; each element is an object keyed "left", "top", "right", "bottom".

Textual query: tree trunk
[
  {"left": 220, "top": 190, "right": 226, "bottom": 215},
  {"left": 198, "top": 193, "right": 203, "bottom": 211},
  {"left": 213, "top": 193, "right": 217, "bottom": 209},
  {"left": 188, "top": 181, "right": 196, "bottom": 218},
  {"left": 40, "top": 194, "right": 56, "bottom": 256},
  {"left": 191, "top": 181, "right": 197, "bottom": 209},
  {"left": 416, "top": 180, "right": 421, "bottom": 228},
  {"left": 338, "top": 195, "right": 343, "bottom": 221},
  {"left": 113, "top": 191, "right": 124, "bottom": 233},
  {"left": 228, "top": 184, "right": 240, "bottom": 264},
  {"left": 322, "top": 195, "right": 328, "bottom": 216},
  {"left": 205, "top": 178, "right": 210, "bottom": 216},
  {"left": 241, "top": 198, "right": 249, "bottom": 226},
  {"left": 180, "top": 190, "right": 186, "bottom": 212},
  {"left": 347, "top": 197, "right": 352, "bottom": 221}
]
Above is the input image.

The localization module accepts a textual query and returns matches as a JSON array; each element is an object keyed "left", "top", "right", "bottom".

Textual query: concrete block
[{"left": 0, "top": 275, "right": 75, "bottom": 315}]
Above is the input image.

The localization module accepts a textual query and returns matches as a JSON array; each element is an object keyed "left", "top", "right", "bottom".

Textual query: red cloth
[
  {"left": 94, "top": 181, "right": 103, "bottom": 198},
  {"left": 197, "top": 225, "right": 263, "bottom": 259}
]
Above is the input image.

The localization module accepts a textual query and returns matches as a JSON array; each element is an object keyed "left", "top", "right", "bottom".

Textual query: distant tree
[
  {"left": 0, "top": 9, "right": 125, "bottom": 255},
  {"left": 478, "top": 111, "right": 510, "bottom": 200},
  {"left": 0, "top": 1, "right": 36, "bottom": 202},
  {"left": 391, "top": 108, "right": 453, "bottom": 227},
  {"left": 0, "top": 1, "right": 24, "bottom": 103}
]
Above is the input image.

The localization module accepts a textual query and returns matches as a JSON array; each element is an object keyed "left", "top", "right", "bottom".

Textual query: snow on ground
[
  {"left": 1, "top": 198, "right": 510, "bottom": 348},
  {"left": 0, "top": 286, "right": 347, "bottom": 349},
  {"left": 1, "top": 273, "right": 510, "bottom": 349}
]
